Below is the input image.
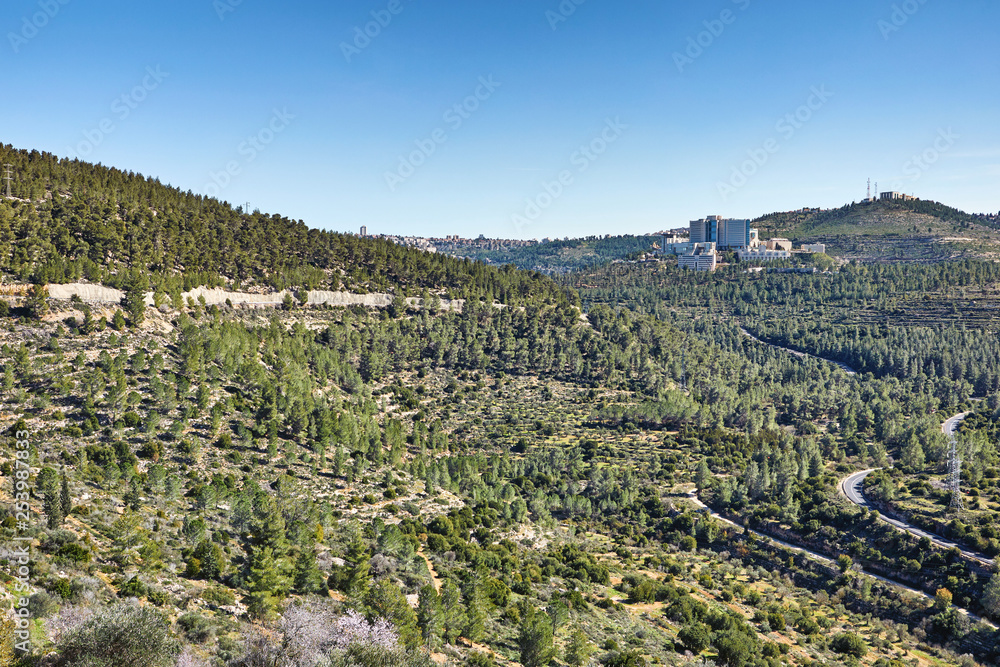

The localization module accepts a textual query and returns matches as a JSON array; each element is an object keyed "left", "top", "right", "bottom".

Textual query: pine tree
[
  {"left": 25, "top": 284, "right": 48, "bottom": 321},
  {"left": 121, "top": 279, "right": 147, "bottom": 328},
  {"left": 38, "top": 467, "right": 62, "bottom": 529},
  {"left": 344, "top": 537, "right": 371, "bottom": 598},
  {"left": 125, "top": 479, "right": 141, "bottom": 511},
  {"left": 565, "top": 627, "right": 595, "bottom": 667},
  {"left": 44, "top": 486, "right": 63, "bottom": 529},
  {"left": 333, "top": 446, "right": 345, "bottom": 477},
  {"left": 517, "top": 605, "right": 556, "bottom": 667},
  {"left": 440, "top": 579, "right": 467, "bottom": 645},
  {"left": 363, "top": 580, "right": 420, "bottom": 649},
  {"left": 192, "top": 539, "right": 227, "bottom": 581},
  {"left": 983, "top": 566, "right": 1000, "bottom": 618},
  {"left": 292, "top": 544, "right": 326, "bottom": 595},
  {"left": 246, "top": 546, "right": 284, "bottom": 619},
  {"left": 901, "top": 434, "right": 925, "bottom": 471},
  {"left": 416, "top": 584, "right": 443, "bottom": 648},
  {"left": 695, "top": 459, "right": 712, "bottom": 491},
  {"left": 463, "top": 579, "right": 488, "bottom": 642},
  {"left": 60, "top": 469, "right": 72, "bottom": 517}
]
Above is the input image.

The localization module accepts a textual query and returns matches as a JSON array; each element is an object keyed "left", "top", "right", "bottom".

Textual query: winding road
[
  {"left": 688, "top": 490, "right": 997, "bottom": 628},
  {"left": 739, "top": 327, "right": 857, "bottom": 375},
  {"left": 839, "top": 411, "right": 993, "bottom": 567}
]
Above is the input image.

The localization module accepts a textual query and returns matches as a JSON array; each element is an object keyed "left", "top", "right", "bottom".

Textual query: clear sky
[{"left": 4, "top": 0, "right": 998, "bottom": 239}]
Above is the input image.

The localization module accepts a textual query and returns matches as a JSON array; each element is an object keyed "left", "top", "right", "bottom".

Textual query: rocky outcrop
[{"left": 40, "top": 283, "right": 465, "bottom": 312}]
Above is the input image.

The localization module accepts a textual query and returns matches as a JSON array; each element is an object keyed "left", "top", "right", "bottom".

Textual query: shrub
[
  {"left": 117, "top": 576, "right": 146, "bottom": 599},
  {"left": 28, "top": 591, "right": 60, "bottom": 618},
  {"left": 55, "top": 601, "right": 178, "bottom": 667},
  {"left": 55, "top": 542, "right": 91, "bottom": 564},
  {"left": 604, "top": 650, "right": 648, "bottom": 667},
  {"left": 177, "top": 612, "right": 215, "bottom": 643},
  {"left": 831, "top": 632, "right": 868, "bottom": 658},
  {"left": 678, "top": 622, "right": 710, "bottom": 654},
  {"left": 50, "top": 578, "right": 73, "bottom": 599}
]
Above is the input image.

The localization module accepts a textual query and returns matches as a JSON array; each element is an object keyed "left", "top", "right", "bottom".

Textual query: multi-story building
[
  {"left": 801, "top": 243, "right": 826, "bottom": 254},
  {"left": 678, "top": 243, "right": 718, "bottom": 271},
  {"left": 880, "top": 191, "right": 916, "bottom": 201},
  {"left": 738, "top": 247, "right": 791, "bottom": 262},
  {"left": 690, "top": 216, "right": 752, "bottom": 250},
  {"left": 689, "top": 216, "right": 721, "bottom": 244},
  {"left": 766, "top": 238, "right": 793, "bottom": 252}
]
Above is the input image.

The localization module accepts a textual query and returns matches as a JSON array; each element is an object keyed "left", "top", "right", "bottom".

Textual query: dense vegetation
[
  {"left": 1, "top": 150, "right": 999, "bottom": 667},
  {"left": 439, "top": 235, "right": 658, "bottom": 275},
  {"left": 0, "top": 144, "right": 572, "bottom": 307}
]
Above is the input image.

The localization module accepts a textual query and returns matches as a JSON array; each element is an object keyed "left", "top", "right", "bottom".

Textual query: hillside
[
  {"left": 438, "top": 236, "right": 659, "bottom": 274},
  {"left": 1, "top": 149, "right": 1000, "bottom": 667},
  {"left": 0, "top": 144, "right": 570, "bottom": 308},
  {"left": 752, "top": 200, "right": 1000, "bottom": 263}
]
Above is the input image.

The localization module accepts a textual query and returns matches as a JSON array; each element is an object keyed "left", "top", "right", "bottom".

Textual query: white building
[
  {"left": 678, "top": 243, "right": 718, "bottom": 271},
  {"left": 801, "top": 243, "right": 826, "bottom": 254},
  {"left": 738, "top": 248, "right": 791, "bottom": 262}
]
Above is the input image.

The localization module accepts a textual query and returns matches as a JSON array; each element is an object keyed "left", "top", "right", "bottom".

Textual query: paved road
[
  {"left": 688, "top": 491, "right": 996, "bottom": 628},
  {"left": 739, "top": 328, "right": 857, "bottom": 375},
  {"left": 943, "top": 411, "right": 971, "bottom": 438},
  {"left": 839, "top": 412, "right": 993, "bottom": 567}
]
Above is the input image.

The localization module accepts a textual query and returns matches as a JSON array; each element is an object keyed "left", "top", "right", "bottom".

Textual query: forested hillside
[
  {"left": 1, "top": 149, "right": 1000, "bottom": 667},
  {"left": 0, "top": 144, "right": 570, "bottom": 307},
  {"left": 438, "top": 236, "right": 658, "bottom": 274}
]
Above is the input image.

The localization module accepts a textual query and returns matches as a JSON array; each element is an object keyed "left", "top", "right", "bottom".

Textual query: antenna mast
[{"left": 867, "top": 178, "right": 871, "bottom": 201}]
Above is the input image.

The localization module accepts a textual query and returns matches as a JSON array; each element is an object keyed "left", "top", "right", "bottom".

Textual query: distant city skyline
[{"left": 4, "top": 0, "right": 999, "bottom": 239}]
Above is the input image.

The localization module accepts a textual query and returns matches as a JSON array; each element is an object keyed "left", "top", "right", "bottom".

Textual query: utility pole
[{"left": 3, "top": 164, "right": 12, "bottom": 198}]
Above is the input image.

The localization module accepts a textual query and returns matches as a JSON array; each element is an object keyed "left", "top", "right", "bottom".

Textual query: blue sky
[{"left": 4, "top": 0, "right": 998, "bottom": 239}]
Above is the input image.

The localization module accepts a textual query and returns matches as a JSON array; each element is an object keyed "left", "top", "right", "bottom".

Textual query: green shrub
[
  {"left": 831, "top": 632, "right": 868, "bottom": 658},
  {"left": 55, "top": 543, "right": 91, "bottom": 564},
  {"left": 28, "top": 592, "right": 59, "bottom": 618},
  {"left": 177, "top": 612, "right": 215, "bottom": 643},
  {"left": 117, "top": 577, "right": 146, "bottom": 599},
  {"left": 55, "top": 602, "right": 178, "bottom": 667}
]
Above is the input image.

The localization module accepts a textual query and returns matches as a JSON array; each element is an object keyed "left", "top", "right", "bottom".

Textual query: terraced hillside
[{"left": 752, "top": 200, "right": 1000, "bottom": 262}]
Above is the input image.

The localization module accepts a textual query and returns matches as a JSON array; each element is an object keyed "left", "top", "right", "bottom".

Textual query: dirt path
[{"left": 418, "top": 546, "right": 442, "bottom": 594}]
